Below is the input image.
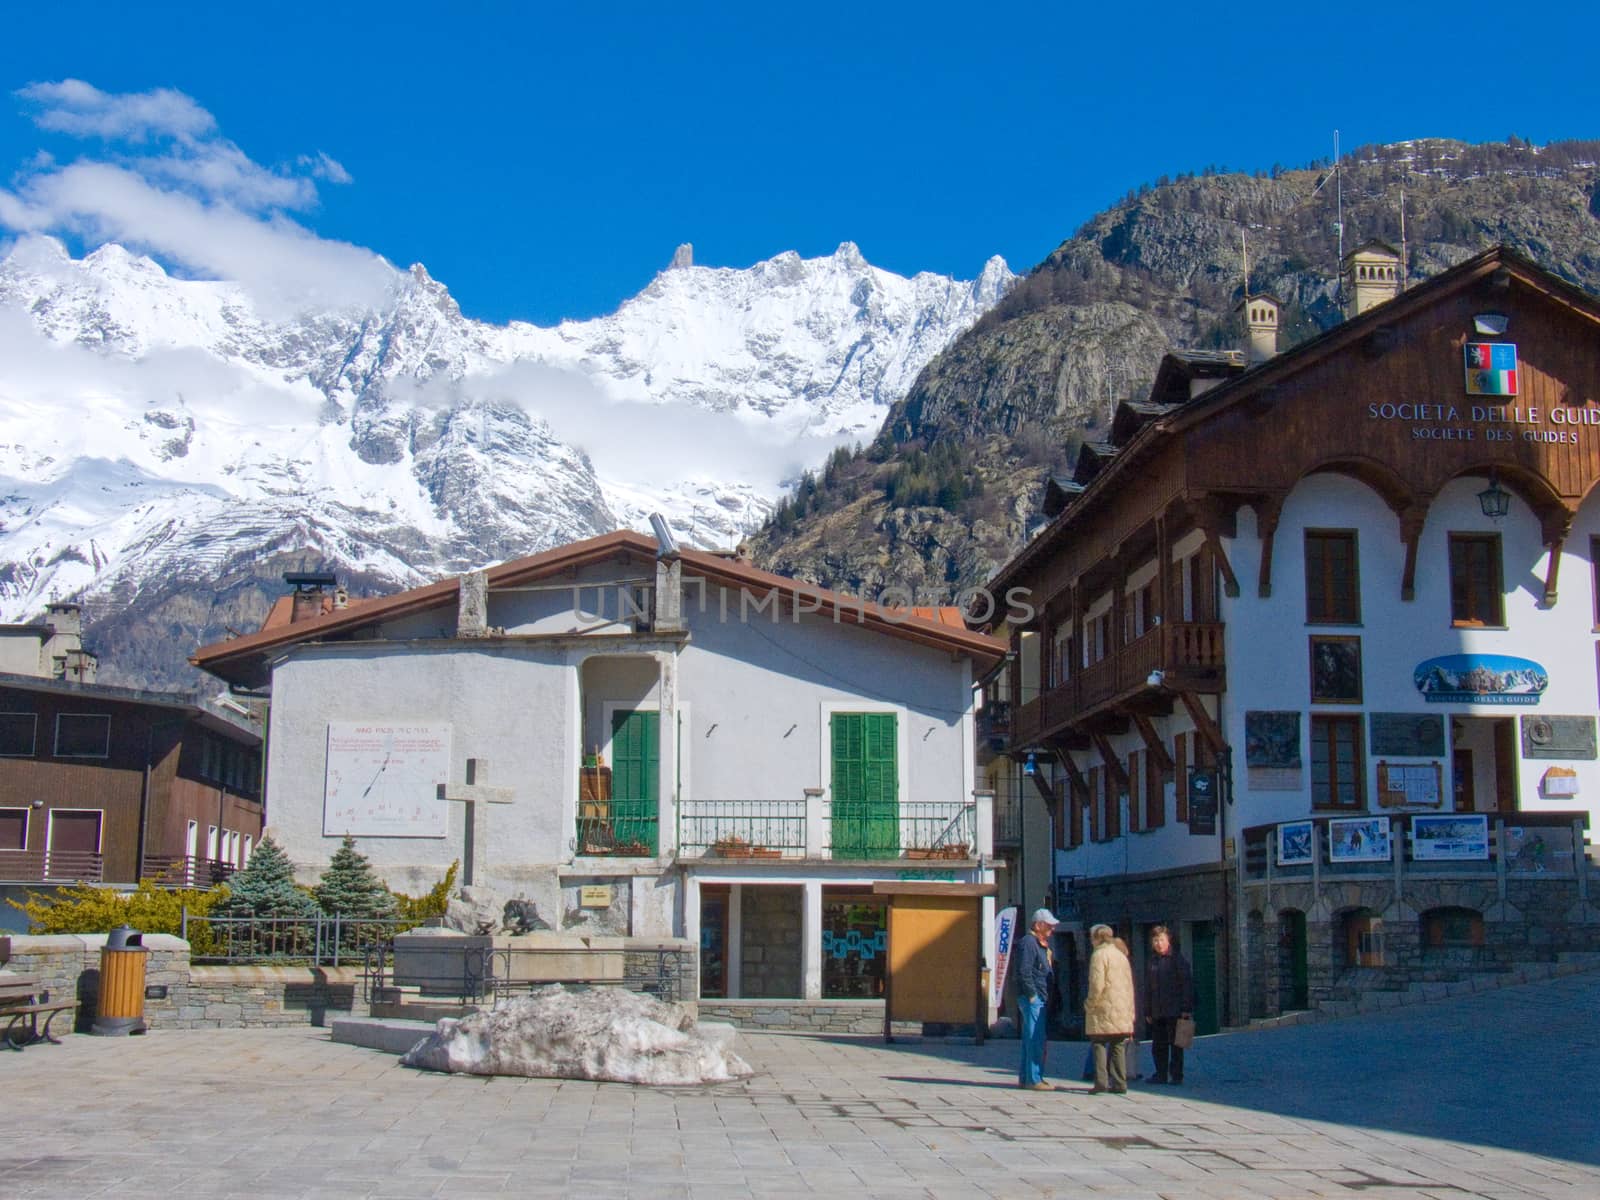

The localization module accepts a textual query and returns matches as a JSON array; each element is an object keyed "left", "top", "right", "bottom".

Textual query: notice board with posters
[{"left": 873, "top": 881, "right": 996, "bottom": 1042}]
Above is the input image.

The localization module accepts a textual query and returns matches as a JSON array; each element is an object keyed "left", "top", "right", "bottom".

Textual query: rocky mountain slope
[
  {"left": 0, "top": 238, "right": 1010, "bottom": 687},
  {"left": 753, "top": 138, "right": 1600, "bottom": 598}
]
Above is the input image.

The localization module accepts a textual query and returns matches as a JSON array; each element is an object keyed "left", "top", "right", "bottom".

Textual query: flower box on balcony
[
  {"left": 709, "top": 836, "right": 781, "bottom": 859},
  {"left": 905, "top": 843, "right": 971, "bottom": 860}
]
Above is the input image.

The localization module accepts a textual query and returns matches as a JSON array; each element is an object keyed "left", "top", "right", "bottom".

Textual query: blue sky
[{"left": 4, "top": 2, "right": 1598, "bottom": 325}]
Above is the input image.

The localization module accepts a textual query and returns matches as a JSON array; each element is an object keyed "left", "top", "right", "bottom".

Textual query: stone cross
[{"left": 438, "top": 758, "right": 515, "bottom": 886}]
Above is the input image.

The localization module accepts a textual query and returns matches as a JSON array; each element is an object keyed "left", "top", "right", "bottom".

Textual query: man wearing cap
[{"left": 1015, "top": 908, "right": 1059, "bottom": 1090}]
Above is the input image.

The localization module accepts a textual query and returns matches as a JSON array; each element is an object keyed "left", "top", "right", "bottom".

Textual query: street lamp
[{"left": 1477, "top": 472, "right": 1511, "bottom": 521}]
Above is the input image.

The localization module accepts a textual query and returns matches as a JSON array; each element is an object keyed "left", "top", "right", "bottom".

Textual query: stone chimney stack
[
  {"left": 283, "top": 571, "right": 338, "bottom": 625},
  {"left": 1238, "top": 294, "right": 1282, "bottom": 364},
  {"left": 1342, "top": 241, "right": 1402, "bottom": 318}
]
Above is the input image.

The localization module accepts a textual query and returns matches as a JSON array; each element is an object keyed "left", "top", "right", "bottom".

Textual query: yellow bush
[
  {"left": 391, "top": 860, "right": 459, "bottom": 932},
  {"left": 8, "top": 879, "right": 229, "bottom": 956}
]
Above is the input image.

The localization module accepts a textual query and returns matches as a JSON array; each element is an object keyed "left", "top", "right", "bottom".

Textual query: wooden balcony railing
[
  {"left": 143, "top": 855, "right": 237, "bottom": 889},
  {"left": 1026, "top": 621, "right": 1226, "bottom": 739},
  {"left": 0, "top": 850, "right": 104, "bottom": 884}
]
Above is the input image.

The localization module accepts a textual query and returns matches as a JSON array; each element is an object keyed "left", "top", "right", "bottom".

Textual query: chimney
[
  {"left": 1237, "top": 294, "right": 1282, "bottom": 364},
  {"left": 1342, "top": 241, "right": 1401, "bottom": 318},
  {"left": 283, "top": 571, "right": 338, "bottom": 624}
]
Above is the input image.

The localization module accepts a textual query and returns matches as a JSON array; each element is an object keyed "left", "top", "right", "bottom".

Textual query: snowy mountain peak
[{"left": 0, "top": 237, "right": 1011, "bottom": 687}]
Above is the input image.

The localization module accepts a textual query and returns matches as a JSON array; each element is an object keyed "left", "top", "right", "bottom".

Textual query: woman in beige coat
[{"left": 1084, "top": 923, "right": 1136, "bottom": 1093}]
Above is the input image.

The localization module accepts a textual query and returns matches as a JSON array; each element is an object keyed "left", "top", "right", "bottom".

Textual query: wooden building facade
[
  {"left": 0, "top": 673, "right": 264, "bottom": 926},
  {"left": 984, "top": 246, "right": 1600, "bottom": 1030}
]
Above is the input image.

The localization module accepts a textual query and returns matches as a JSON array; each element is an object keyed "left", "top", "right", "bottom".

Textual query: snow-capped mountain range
[{"left": 0, "top": 235, "right": 1011, "bottom": 685}]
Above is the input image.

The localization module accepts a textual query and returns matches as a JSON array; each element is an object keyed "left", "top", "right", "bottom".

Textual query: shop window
[
  {"left": 0, "top": 808, "right": 27, "bottom": 851},
  {"left": 1305, "top": 529, "right": 1360, "bottom": 623},
  {"left": 1310, "top": 715, "right": 1364, "bottom": 809},
  {"left": 698, "top": 886, "right": 730, "bottom": 998},
  {"left": 0, "top": 712, "right": 37, "bottom": 756},
  {"left": 54, "top": 713, "right": 110, "bottom": 758},
  {"left": 822, "top": 893, "right": 887, "bottom": 999},
  {"left": 1449, "top": 533, "right": 1503, "bottom": 626}
]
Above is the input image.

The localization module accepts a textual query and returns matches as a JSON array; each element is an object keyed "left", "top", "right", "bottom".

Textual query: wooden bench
[{"left": 0, "top": 974, "right": 78, "bottom": 1049}]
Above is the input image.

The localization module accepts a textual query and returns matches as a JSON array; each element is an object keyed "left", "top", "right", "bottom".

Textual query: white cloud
[
  {"left": 17, "top": 79, "right": 216, "bottom": 142},
  {"left": 395, "top": 361, "right": 852, "bottom": 495},
  {"left": 2, "top": 80, "right": 394, "bottom": 314}
]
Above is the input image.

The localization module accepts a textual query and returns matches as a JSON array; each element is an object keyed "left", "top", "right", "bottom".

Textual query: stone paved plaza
[{"left": 5, "top": 970, "right": 1599, "bottom": 1200}]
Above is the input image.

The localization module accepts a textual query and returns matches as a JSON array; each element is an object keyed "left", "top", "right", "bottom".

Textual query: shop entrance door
[
  {"left": 1189, "top": 923, "right": 1219, "bottom": 1035},
  {"left": 1451, "top": 717, "right": 1518, "bottom": 813}
]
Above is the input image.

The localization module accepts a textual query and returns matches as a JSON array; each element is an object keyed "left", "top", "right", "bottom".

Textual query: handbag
[{"left": 1174, "top": 1016, "right": 1196, "bottom": 1049}]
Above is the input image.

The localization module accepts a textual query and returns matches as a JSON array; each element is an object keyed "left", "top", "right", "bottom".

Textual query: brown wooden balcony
[
  {"left": 0, "top": 850, "right": 104, "bottom": 884},
  {"left": 1027, "top": 621, "right": 1225, "bottom": 741}
]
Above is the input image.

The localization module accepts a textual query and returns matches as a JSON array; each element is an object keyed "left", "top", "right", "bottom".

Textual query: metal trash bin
[{"left": 93, "top": 926, "right": 148, "bottom": 1036}]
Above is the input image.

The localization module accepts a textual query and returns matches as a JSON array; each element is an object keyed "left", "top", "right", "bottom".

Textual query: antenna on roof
[
  {"left": 1398, "top": 183, "right": 1408, "bottom": 292},
  {"left": 1332, "top": 129, "right": 1345, "bottom": 304}
]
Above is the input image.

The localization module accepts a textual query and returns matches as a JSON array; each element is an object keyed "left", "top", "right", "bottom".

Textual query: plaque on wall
[
  {"left": 1370, "top": 713, "right": 1446, "bottom": 758},
  {"left": 1245, "top": 711, "right": 1302, "bottom": 768},
  {"left": 1187, "top": 767, "right": 1218, "bottom": 835},
  {"left": 1520, "top": 715, "right": 1598, "bottom": 760}
]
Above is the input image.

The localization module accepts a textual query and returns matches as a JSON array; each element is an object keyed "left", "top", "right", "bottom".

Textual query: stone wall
[
  {"left": 2, "top": 933, "right": 366, "bottom": 1030},
  {"left": 699, "top": 998, "right": 920, "bottom": 1036},
  {"left": 740, "top": 885, "right": 802, "bottom": 999},
  {"left": 1242, "top": 866, "right": 1600, "bottom": 1021}
]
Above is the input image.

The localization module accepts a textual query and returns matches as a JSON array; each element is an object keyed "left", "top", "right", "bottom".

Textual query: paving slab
[{"left": 3, "top": 968, "right": 1599, "bottom": 1198}]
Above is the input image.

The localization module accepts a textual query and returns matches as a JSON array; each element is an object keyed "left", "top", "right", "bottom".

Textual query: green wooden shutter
[
  {"left": 610, "top": 710, "right": 659, "bottom": 854},
  {"left": 831, "top": 712, "right": 898, "bottom": 859}
]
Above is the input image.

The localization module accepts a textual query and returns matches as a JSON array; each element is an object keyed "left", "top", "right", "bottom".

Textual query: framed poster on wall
[
  {"left": 1411, "top": 814, "right": 1489, "bottom": 860},
  {"left": 1310, "top": 636, "right": 1363, "bottom": 705},
  {"left": 1277, "top": 820, "right": 1314, "bottom": 866},
  {"left": 1327, "top": 815, "right": 1391, "bottom": 863}
]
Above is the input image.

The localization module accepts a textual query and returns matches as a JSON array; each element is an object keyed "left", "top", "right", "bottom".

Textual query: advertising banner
[{"left": 992, "top": 906, "right": 1017, "bottom": 1009}]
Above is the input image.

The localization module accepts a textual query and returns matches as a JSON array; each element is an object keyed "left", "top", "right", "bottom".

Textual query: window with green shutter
[
  {"left": 608, "top": 709, "right": 660, "bottom": 854},
  {"left": 831, "top": 712, "right": 899, "bottom": 858}
]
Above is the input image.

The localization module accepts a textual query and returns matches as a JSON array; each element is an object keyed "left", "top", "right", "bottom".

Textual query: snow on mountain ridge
[{"left": 0, "top": 235, "right": 1011, "bottom": 685}]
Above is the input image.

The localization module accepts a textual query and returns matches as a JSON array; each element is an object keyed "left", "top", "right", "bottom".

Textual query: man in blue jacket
[{"left": 1015, "top": 908, "right": 1059, "bottom": 1090}]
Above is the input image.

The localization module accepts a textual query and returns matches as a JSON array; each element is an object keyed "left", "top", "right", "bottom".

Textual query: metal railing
[
  {"left": 143, "top": 855, "right": 236, "bottom": 889},
  {"left": 183, "top": 911, "right": 408, "bottom": 965},
  {"left": 363, "top": 939, "right": 696, "bottom": 1006},
  {"left": 826, "top": 799, "right": 976, "bottom": 860},
  {"left": 678, "top": 799, "right": 805, "bottom": 858},
  {"left": 575, "top": 798, "right": 658, "bottom": 857},
  {"left": 0, "top": 850, "right": 103, "bottom": 884}
]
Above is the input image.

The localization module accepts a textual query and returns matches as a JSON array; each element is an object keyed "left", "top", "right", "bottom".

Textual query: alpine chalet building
[{"left": 984, "top": 244, "right": 1600, "bottom": 1030}]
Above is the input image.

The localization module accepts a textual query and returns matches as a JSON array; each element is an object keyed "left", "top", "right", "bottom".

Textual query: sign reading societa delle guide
[
  {"left": 324, "top": 722, "right": 452, "bottom": 838},
  {"left": 1362, "top": 341, "right": 1600, "bottom": 445}
]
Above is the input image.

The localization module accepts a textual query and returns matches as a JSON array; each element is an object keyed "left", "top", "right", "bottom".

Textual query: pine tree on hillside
[
  {"left": 315, "top": 835, "right": 398, "bottom": 919},
  {"left": 225, "top": 836, "right": 321, "bottom": 920}
]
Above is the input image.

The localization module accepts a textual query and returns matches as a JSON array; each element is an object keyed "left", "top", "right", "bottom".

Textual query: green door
[
  {"left": 831, "top": 713, "right": 899, "bottom": 858},
  {"left": 610, "top": 710, "right": 659, "bottom": 854},
  {"left": 1282, "top": 910, "right": 1309, "bottom": 1011},
  {"left": 1190, "top": 923, "right": 1220, "bottom": 1035}
]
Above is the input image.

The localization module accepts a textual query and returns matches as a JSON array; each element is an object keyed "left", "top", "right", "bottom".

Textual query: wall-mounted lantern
[{"left": 1477, "top": 472, "right": 1512, "bottom": 521}]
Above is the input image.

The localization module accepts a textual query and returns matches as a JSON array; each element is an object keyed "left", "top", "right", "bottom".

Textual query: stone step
[{"left": 330, "top": 1016, "right": 438, "bottom": 1056}]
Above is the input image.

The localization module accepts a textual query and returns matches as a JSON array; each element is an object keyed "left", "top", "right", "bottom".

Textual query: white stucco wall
[
  {"left": 1217, "top": 472, "right": 1600, "bottom": 834},
  {"left": 679, "top": 588, "right": 973, "bottom": 808},
  {"left": 264, "top": 640, "right": 576, "bottom": 897}
]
